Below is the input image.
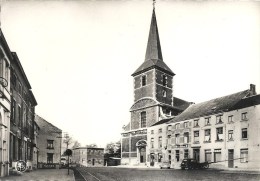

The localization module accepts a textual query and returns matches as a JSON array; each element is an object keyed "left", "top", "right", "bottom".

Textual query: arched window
[
  {"left": 140, "top": 112, "right": 146, "bottom": 128},
  {"left": 162, "top": 74, "right": 167, "bottom": 86}
]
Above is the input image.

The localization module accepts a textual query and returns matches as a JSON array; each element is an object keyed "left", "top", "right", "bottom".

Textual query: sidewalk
[{"left": 1, "top": 169, "right": 75, "bottom": 181}]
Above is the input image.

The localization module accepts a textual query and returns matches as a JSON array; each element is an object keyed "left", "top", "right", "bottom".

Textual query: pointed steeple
[
  {"left": 132, "top": 7, "right": 175, "bottom": 76},
  {"left": 145, "top": 8, "right": 163, "bottom": 61}
]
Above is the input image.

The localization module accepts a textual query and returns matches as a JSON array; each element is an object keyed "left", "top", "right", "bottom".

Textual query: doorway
[
  {"left": 193, "top": 149, "right": 200, "bottom": 162},
  {"left": 228, "top": 149, "right": 234, "bottom": 168},
  {"left": 140, "top": 147, "right": 146, "bottom": 163}
]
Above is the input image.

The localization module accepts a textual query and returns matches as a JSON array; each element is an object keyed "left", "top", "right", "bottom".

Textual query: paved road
[{"left": 74, "top": 167, "right": 260, "bottom": 181}]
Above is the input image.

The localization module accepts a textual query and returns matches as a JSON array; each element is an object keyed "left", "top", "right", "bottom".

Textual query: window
[
  {"left": 47, "top": 153, "right": 54, "bottom": 164},
  {"left": 228, "top": 116, "right": 233, "bottom": 123},
  {"left": 194, "top": 120, "right": 199, "bottom": 127},
  {"left": 17, "top": 82, "right": 22, "bottom": 95},
  {"left": 11, "top": 98, "right": 16, "bottom": 123},
  {"left": 158, "top": 137, "right": 162, "bottom": 148},
  {"left": 205, "top": 117, "right": 211, "bottom": 125},
  {"left": 194, "top": 131, "right": 199, "bottom": 142},
  {"left": 240, "top": 149, "right": 248, "bottom": 163},
  {"left": 158, "top": 153, "right": 162, "bottom": 162},
  {"left": 162, "top": 90, "right": 166, "bottom": 97},
  {"left": 205, "top": 150, "right": 212, "bottom": 162},
  {"left": 158, "top": 128, "right": 162, "bottom": 133},
  {"left": 141, "top": 75, "right": 146, "bottom": 86},
  {"left": 242, "top": 112, "right": 248, "bottom": 120},
  {"left": 214, "top": 149, "right": 221, "bottom": 162},
  {"left": 151, "top": 130, "right": 154, "bottom": 134},
  {"left": 184, "top": 132, "right": 189, "bottom": 144},
  {"left": 151, "top": 138, "right": 154, "bottom": 148},
  {"left": 167, "top": 135, "right": 171, "bottom": 145},
  {"left": 18, "top": 105, "right": 22, "bottom": 127},
  {"left": 162, "top": 75, "right": 167, "bottom": 86},
  {"left": 184, "top": 122, "right": 188, "bottom": 128},
  {"left": 228, "top": 130, "right": 234, "bottom": 140},
  {"left": 184, "top": 150, "right": 189, "bottom": 159},
  {"left": 175, "top": 123, "right": 180, "bottom": 130},
  {"left": 140, "top": 112, "right": 146, "bottom": 128},
  {"left": 47, "top": 140, "right": 54, "bottom": 149},
  {"left": 167, "top": 125, "right": 172, "bottom": 131},
  {"left": 216, "top": 127, "right": 223, "bottom": 141},
  {"left": 242, "top": 128, "right": 248, "bottom": 139},
  {"left": 204, "top": 129, "right": 211, "bottom": 142},
  {"left": 216, "top": 115, "right": 223, "bottom": 124},
  {"left": 175, "top": 134, "right": 180, "bottom": 144}
]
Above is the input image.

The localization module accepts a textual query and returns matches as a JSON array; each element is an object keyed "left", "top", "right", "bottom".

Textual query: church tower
[{"left": 121, "top": 5, "right": 181, "bottom": 166}]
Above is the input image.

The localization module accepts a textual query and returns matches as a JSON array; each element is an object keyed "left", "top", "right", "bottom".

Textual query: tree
[
  {"left": 105, "top": 140, "right": 121, "bottom": 158},
  {"left": 72, "top": 141, "right": 81, "bottom": 149}
]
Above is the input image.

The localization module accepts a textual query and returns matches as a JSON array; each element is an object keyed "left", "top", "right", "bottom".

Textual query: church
[
  {"left": 121, "top": 4, "right": 260, "bottom": 169},
  {"left": 121, "top": 6, "right": 190, "bottom": 166}
]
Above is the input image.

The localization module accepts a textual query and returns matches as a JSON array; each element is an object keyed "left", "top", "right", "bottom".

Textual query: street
[{"left": 74, "top": 167, "right": 260, "bottom": 181}]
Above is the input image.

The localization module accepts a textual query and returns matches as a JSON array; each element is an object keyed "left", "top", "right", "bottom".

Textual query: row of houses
[
  {"left": 121, "top": 7, "right": 260, "bottom": 170},
  {"left": 0, "top": 28, "right": 63, "bottom": 177}
]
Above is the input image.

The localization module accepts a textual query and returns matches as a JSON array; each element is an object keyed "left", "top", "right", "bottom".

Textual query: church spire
[{"left": 145, "top": 4, "right": 163, "bottom": 62}]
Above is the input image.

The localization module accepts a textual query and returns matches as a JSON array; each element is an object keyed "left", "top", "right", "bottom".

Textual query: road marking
[
  {"left": 86, "top": 171, "right": 101, "bottom": 181},
  {"left": 76, "top": 168, "right": 88, "bottom": 181}
]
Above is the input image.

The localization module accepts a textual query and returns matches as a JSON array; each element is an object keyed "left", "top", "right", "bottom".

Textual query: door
[
  {"left": 140, "top": 147, "right": 146, "bottom": 163},
  {"left": 228, "top": 149, "right": 234, "bottom": 168},
  {"left": 193, "top": 149, "right": 200, "bottom": 162},
  {"left": 92, "top": 159, "right": 95, "bottom": 166}
]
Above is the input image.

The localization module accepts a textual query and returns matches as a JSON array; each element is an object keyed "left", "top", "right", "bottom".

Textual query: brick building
[
  {"left": 121, "top": 8, "right": 190, "bottom": 166},
  {"left": 0, "top": 29, "right": 11, "bottom": 177},
  {"left": 147, "top": 85, "right": 260, "bottom": 169},
  {"left": 9, "top": 52, "right": 37, "bottom": 171},
  {"left": 71, "top": 147, "right": 104, "bottom": 167},
  {"left": 35, "top": 115, "right": 62, "bottom": 169}
]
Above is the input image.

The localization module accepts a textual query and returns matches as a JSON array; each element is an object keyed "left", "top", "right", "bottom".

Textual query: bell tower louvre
[{"left": 121, "top": 4, "right": 190, "bottom": 166}]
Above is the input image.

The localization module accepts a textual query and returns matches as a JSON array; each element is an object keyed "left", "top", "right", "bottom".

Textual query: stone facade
[
  {"left": 71, "top": 147, "right": 104, "bottom": 167},
  {"left": 35, "top": 115, "right": 62, "bottom": 169}
]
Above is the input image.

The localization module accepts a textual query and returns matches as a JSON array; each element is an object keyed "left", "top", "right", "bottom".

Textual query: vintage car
[
  {"left": 159, "top": 161, "right": 171, "bottom": 169},
  {"left": 180, "top": 158, "right": 209, "bottom": 170}
]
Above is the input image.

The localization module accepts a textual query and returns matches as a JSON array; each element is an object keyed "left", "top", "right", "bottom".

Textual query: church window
[
  {"left": 162, "top": 75, "right": 167, "bottom": 86},
  {"left": 163, "top": 90, "right": 166, "bottom": 97},
  {"left": 140, "top": 112, "right": 146, "bottom": 128},
  {"left": 141, "top": 75, "right": 146, "bottom": 86}
]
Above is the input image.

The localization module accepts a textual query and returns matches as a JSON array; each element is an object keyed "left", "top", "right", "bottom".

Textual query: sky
[{"left": 1, "top": 0, "right": 260, "bottom": 148}]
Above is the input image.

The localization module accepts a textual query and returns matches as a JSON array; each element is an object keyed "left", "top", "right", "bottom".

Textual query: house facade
[
  {"left": 147, "top": 85, "right": 260, "bottom": 169},
  {"left": 71, "top": 147, "right": 104, "bottom": 167},
  {"left": 9, "top": 52, "right": 37, "bottom": 171},
  {"left": 121, "top": 7, "right": 190, "bottom": 166},
  {"left": 0, "top": 29, "right": 11, "bottom": 177},
  {"left": 35, "top": 115, "right": 62, "bottom": 169}
]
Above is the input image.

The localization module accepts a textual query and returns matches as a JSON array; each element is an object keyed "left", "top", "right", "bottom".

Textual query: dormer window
[
  {"left": 162, "top": 75, "right": 167, "bottom": 86},
  {"left": 141, "top": 75, "right": 146, "bottom": 86}
]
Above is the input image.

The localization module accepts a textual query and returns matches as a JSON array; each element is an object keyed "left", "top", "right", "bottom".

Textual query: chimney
[{"left": 250, "top": 84, "right": 256, "bottom": 95}]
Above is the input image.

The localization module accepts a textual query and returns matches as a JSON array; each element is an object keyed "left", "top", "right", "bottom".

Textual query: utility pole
[{"left": 64, "top": 133, "right": 70, "bottom": 175}]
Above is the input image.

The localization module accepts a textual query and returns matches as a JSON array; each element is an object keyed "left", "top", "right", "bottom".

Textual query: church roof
[{"left": 132, "top": 9, "right": 174, "bottom": 76}]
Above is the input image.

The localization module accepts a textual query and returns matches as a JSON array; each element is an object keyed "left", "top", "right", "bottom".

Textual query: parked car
[
  {"left": 180, "top": 158, "right": 209, "bottom": 170},
  {"left": 159, "top": 161, "right": 171, "bottom": 169}
]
